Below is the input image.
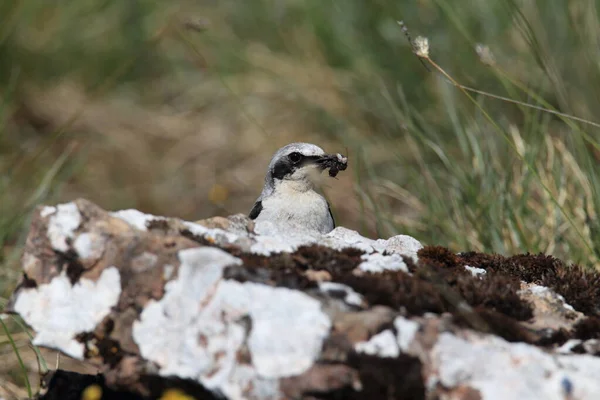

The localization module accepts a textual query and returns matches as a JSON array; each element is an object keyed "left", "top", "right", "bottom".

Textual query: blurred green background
[{"left": 2, "top": 0, "right": 600, "bottom": 395}]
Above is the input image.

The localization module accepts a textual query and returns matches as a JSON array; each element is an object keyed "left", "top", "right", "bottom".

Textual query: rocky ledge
[{"left": 5, "top": 199, "right": 600, "bottom": 400}]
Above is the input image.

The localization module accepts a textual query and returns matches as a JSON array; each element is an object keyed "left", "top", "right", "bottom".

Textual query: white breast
[{"left": 256, "top": 185, "right": 333, "bottom": 234}]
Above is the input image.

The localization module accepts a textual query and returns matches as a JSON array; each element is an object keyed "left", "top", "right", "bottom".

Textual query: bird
[{"left": 249, "top": 142, "right": 348, "bottom": 234}]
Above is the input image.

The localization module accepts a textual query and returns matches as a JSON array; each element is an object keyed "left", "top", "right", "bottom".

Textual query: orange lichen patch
[
  {"left": 160, "top": 388, "right": 196, "bottom": 400},
  {"left": 81, "top": 384, "right": 102, "bottom": 400}
]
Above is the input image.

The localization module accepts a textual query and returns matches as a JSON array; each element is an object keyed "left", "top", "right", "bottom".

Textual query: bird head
[{"left": 262, "top": 142, "right": 348, "bottom": 194}]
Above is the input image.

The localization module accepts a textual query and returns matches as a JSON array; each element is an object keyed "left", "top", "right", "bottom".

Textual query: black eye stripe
[
  {"left": 272, "top": 159, "right": 293, "bottom": 179},
  {"left": 272, "top": 154, "right": 324, "bottom": 180}
]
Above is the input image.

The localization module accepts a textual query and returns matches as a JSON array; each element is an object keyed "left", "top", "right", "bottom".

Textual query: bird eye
[{"left": 288, "top": 152, "right": 303, "bottom": 163}]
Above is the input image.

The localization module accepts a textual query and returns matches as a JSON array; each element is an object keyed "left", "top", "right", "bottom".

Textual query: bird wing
[
  {"left": 249, "top": 200, "right": 263, "bottom": 220},
  {"left": 328, "top": 202, "right": 336, "bottom": 228}
]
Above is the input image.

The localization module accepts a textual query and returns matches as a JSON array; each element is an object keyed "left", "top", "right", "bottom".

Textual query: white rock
[
  {"left": 131, "top": 252, "right": 159, "bottom": 273},
  {"left": 110, "top": 208, "right": 241, "bottom": 246},
  {"left": 250, "top": 234, "right": 300, "bottom": 255},
  {"left": 241, "top": 280, "right": 331, "bottom": 378},
  {"left": 557, "top": 339, "right": 583, "bottom": 354},
  {"left": 380, "top": 234, "right": 423, "bottom": 262},
  {"left": 432, "top": 332, "right": 600, "bottom": 400},
  {"left": 162, "top": 264, "right": 175, "bottom": 281},
  {"left": 464, "top": 265, "right": 487, "bottom": 277},
  {"left": 359, "top": 253, "right": 408, "bottom": 273},
  {"left": 355, "top": 330, "right": 399, "bottom": 358},
  {"left": 133, "top": 247, "right": 331, "bottom": 399},
  {"left": 324, "top": 227, "right": 379, "bottom": 253},
  {"left": 13, "top": 267, "right": 121, "bottom": 359},
  {"left": 394, "top": 316, "right": 420, "bottom": 352},
  {"left": 520, "top": 283, "right": 576, "bottom": 312},
  {"left": 74, "top": 232, "right": 106, "bottom": 261},
  {"left": 40, "top": 205, "right": 57, "bottom": 218},
  {"left": 47, "top": 202, "right": 82, "bottom": 252},
  {"left": 324, "top": 228, "right": 420, "bottom": 272},
  {"left": 110, "top": 209, "right": 155, "bottom": 231}
]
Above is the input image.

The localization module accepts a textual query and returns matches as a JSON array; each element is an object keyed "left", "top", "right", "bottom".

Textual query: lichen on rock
[
  {"left": 13, "top": 266, "right": 121, "bottom": 359},
  {"left": 6, "top": 198, "right": 600, "bottom": 400}
]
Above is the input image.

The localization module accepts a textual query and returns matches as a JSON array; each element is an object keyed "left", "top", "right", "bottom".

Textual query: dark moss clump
[
  {"left": 310, "top": 353, "right": 425, "bottom": 400},
  {"left": 337, "top": 270, "right": 445, "bottom": 315},
  {"left": 458, "top": 252, "right": 560, "bottom": 284},
  {"left": 348, "top": 353, "right": 425, "bottom": 400},
  {"left": 335, "top": 266, "right": 533, "bottom": 323},
  {"left": 293, "top": 245, "right": 364, "bottom": 275},
  {"left": 549, "top": 264, "right": 600, "bottom": 317},
  {"left": 453, "top": 273, "right": 532, "bottom": 320},
  {"left": 418, "top": 246, "right": 460, "bottom": 269},
  {"left": 418, "top": 254, "right": 530, "bottom": 319},
  {"left": 403, "top": 255, "right": 419, "bottom": 273},
  {"left": 146, "top": 218, "right": 170, "bottom": 231},
  {"left": 459, "top": 251, "right": 600, "bottom": 318},
  {"left": 223, "top": 262, "right": 316, "bottom": 290},
  {"left": 330, "top": 246, "right": 536, "bottom": 343},
  {"left": 223, "top": 244, "right": 363, "bottom": 290},
  {"left": 222, "top": 249, "right": 313, "bottom": 290},
  {"left": 229, "top": 244, "right": 363, "bottom": 277},
  {"left": 573, "top": 317, "right": 600, "bottom": 340}
]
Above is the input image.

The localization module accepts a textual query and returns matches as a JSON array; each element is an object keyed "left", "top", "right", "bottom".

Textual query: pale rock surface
[{"left": 6, "top": 199, "right": 600, "bottom": 400}]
